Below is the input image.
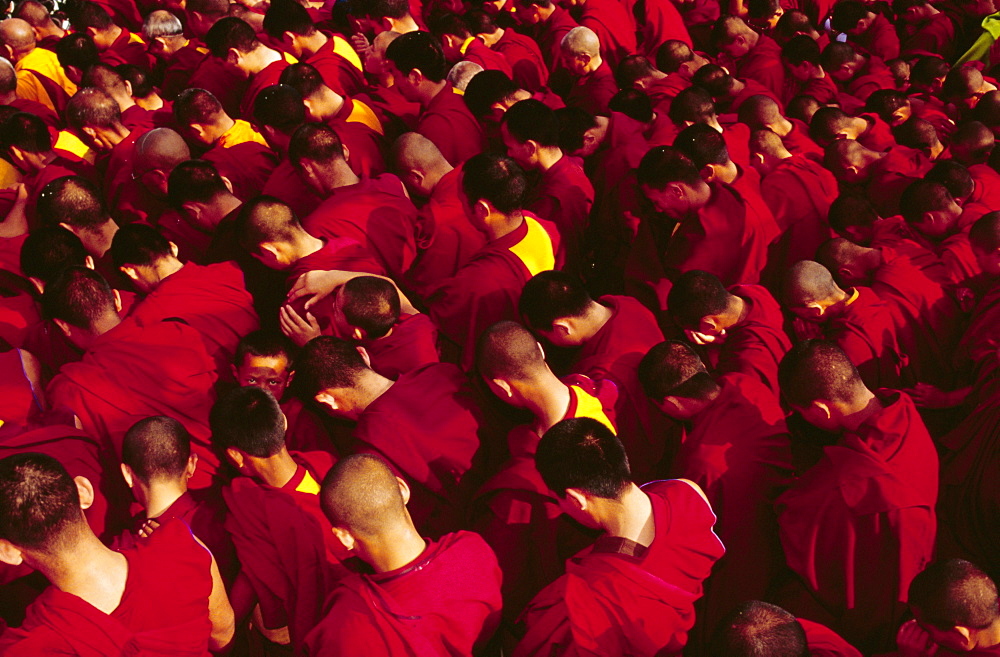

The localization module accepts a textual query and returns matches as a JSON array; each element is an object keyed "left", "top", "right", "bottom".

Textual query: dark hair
[
  {"left": 110, "top": 223, "right": 173, "bottom": 268},
  {"left": 279, "top": 62, "right": 327, "bottom": 99},
  {"left": 338, "top": 276, "right": 399, "bottom": 338},
  {"left": 209, "top": 386, "right": 287, "bottom": 457},
  {"left": 173, "top": 88, "right": 225, "bottom": 125},
  {"left": 296, "top": 336, "right": 369, "bottom": 394},
  {"left": 463, "top": 69, "right": 518, "bottom": 118},
  {"left": 41, "top": 266, "right": 116, "bottom": 329},
  {"left": 122, "top": 416, "right": 192, "bottom": 482},
  {"left": 385, "top": 31, "right": 448, "bottom": 82},
  {"left": 461, "top": 152, "right": 526, "bottom": 214},
  {"left": 673, "top": 123, "right": 730, "bottom": 167},
  {"left": 554, "top": 106, "right": 597, "bottom": 153},
  {"left": 289, "top": 122, "right": 345, "bottom": 167},
  {"left": 503, "top": 98, "right": 559, "bottom": 146},
  {"left": 666, "top": 270, "right": 730, "bottom": 328},
  {"left": 0, "top": 453, "right": 83, "bottom": 551},
  {"left": 710, "top": 601, "right": 810, "bottom": 657},
  {"left": 909, "top": 559, "right": 1000, "bottom": 630},
  {"left": 637, "top": 340, "right": 716, "bottom": 401},
  {"left": 518, "top": 270, "right": 592, "bottom": 330},
  {"left": 20, "top": 227, "right": 88, "bottom": 285},
  {"left": 781, "top": 34, "right": 821, "bottom": 66},
  {"left": 115, "top": 63, "right": 155, "bottom": 97},
  {"left": 637, "top": 146, "right": 703, "bottom": 188},
  {"left": 830, "top": 0, "right": 869, "bottom": 32},
  {"left": 205, "top": 16, "right": 259, "bottom": 58},
  {"left": 167, "top": 160, "right": 229, "bottom": 206},
  {"left": 55, "top": 32, "right": 100, "bottom": 72},
  {"left": 235, "top": 329, "right": 296, "bottom": 366},
  {"left": 253, "top": 84, "right": 306, "bottom": 132},
  {"left": 608, "top": 89, "right": 654, "bottom": 123},
  {"left": 36, "top": 176, "right": 109, "bottom": 231},
  {"left": 263, "top": 0, "right": 315, "bottom": 38},
  {"left": 535, "top": 417, "right": 631, "bottom": 498},
  {"left": 0, "top": 111, "right": 51, "bottom": 153}
]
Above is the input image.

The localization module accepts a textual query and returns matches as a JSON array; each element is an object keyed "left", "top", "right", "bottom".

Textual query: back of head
[
  {"left": 288, "top": 121, "right": 345, "bottom": 167},
  {"left": 476, "top": 320, "right": 545, "bottom": 381},
  {"left": 0, "top": 452, "right": 84, "bottom": 553},
  {"left": 712, "top": 15, "right": 752, "bottom": 47},
  {"left": 786, "top": 94, "right": 821, "bottom": 123},
  {"left": 0, "top": 110, "right": 51, "bottom": 154},
  {"left": 80, "top": 62, "right": 128, "bottom": 98},
  {"left": 134, "top": 127, "right": 191, "bottom": 174},
  {"left": 893, "top": 116, "right": 938, "bottom": 151},
  {"left": 608, "top": 89, "right": 654, "bottom": 123},
  {"left": 972, "top": 89, "right": 1000, "bottom": 126},
  {"left": 749, "top": 127, "right": 787, "bottom": 158},
  {"left": 828, "top": 193, "right": 880, "bottom": 236},
  {"left": 41, "top": 266, "right": 116, "bottom": 329},
  {"left": 296, "top": 336, "right": 370, "bottom": 395},
  {"left": 427, "top": 11, "right": 471, "bottom": 40},
  {"left": 447, "top": 61, "right": 482, "bottom": 91},
  {"left": 951, "top": 120, "right": 994, "bottom": 164},
  {"left": 831, "top": 0, "right": 868, "bottom": 32},
  {"left": 122, "top": 416, "right": 192, "bottom": 483},
  {"left": 657, "top": 39, "right": 694, "bottom": 74},
  {"left": 809, "top": 106, "right": 849, "bottom": 145},
  {"left": 554, "top": 106, "right": 598, "bottom": 154},
  {"left": 616, "top": 54, "right": 657, "bottom": 89},
  {"left": 909, "top": 560, "right": 1000, "bottom": 631},
  {"left": 320, "top": 453, "right": 408, "bottom": 538},
  {"left": 173, "top": 87, "right": 225, "bottom": 126},
  {"left": 349, "top": 0, "right": 410, "bottom": 21},
  {"left": 65, "top": 0, "right": 113, "bottom": 32},
  {"left": 234, "top": 195, "right": 302, "bottom": 252},
  {"left": 738, "top": 94, "right": 783, "bottom": 128},
  {"left": 116, "top": 64, "right": 155, "bottom": 98},
  {"left": 815, "top": 236, "right": 865, "bottom": 276},
  {"left": 56, "top": 32, "right": 100, "bottom": 72},
  {"left": 20, "top": 226, "right": 88, "bottom": 285},
  {"left": 167, "top": 159, "right": 228, "bottom": 207},
  {"left": 279, "top": 61, "right": 326, "bottom": 99},
  {"left": 0, "top": 57, "right": 15, "bottom": 95},
  {"left": 561, "top": 26, "right": 600, "bottom": 57},
  {"left": 143, "top": 9, "right": 185, "bottom": 40},
  {"left": 110, "top": 222, "right": 173, "bottom": 269},
  {"left": 667, "top": 270, "right": 730, "bottom": 329},
  {"left": 262, "top": 0, "right": 315, "bottom": 39},
  {"left": 899, "top": 180, "right": 954, "bottom": 224},
  {"left": 692, "top": 63, "right": 732, "bottom": 98},
  {"left": 0, "top": 17, "right": 36, "bottom": 52},
  {"left": 235, "top": 329, "right": 296, "bottom": 367},
  {"left": 392, "top": 130, "right": 448, "bottom": 173},
  {"left": 338, "top": 275, "right": 400, "bottom": 339},
  {"left": 823, "top": 138, "right": 870, "bottom": 178},
  {"left": 253, "top": 84, "right": 306, "bottom": 134},
  {"left": 910, "top": 55, "right": 949, "bottom": 89},
  {"left": 970, "top": 211, "right": 1000, "bottom": 253},
  {"left": 781, "top": 34, "right": 821, "bottom": 67},
  {"left": 36, "top": 176, "right": 108, "bottom": 232},
  {"left": 461, "top": 151, "right": 526, "bottom": 214},
  {"left": 385, "top": 30, "right": 448, "bottom": 82},
  {"left": 209, "top": 385, "right": 286, "bottom": 457},
  {"left": 865, "top": 89, "right": 908, "bottom": 122},
  {"left": 65, "top": 87, "right": 122, "bottom": 131},
  {"left": 14, "top": 1, "right": 54, "bottom": 28},
  {"left": 637, "top": 339, "right": 715, "bottom": 402},
  {"left": 674, "top": 122, "right": 730, "bottom": 167},
  {"left": 187, "top": 0, "right": 229, "bottom": 17},
  {"left": 781, "top": 259, "right": 841, "bottom": 307},
  {"left": 462, "top": 69, "right": 518, "bottom": 118},
  {"left": 504, "top": 98, "right": 559, "bottom": 147},
  {"left": 669, "top": 85, "right": 716, "bottom": 125},
  {"left": 464, "top": 9, "right": 498, "bottom": 35},
  {"left": 518, "top": 270, "right": 592, "bottom": 331},
  {"left": 637, "top": 145, "right": 703, "bottom": 189},
  {"left": 821, "top": 41, "right": 856, "bottom": 72},
  {"left": 943, "top": 64, "right": 981, "bottom": 101},
  {"left": 535, "top": 417, "right": 631, "bottom": 498},
  {"left": 774, "top": 10, "right": 815, "bottom": 42},
  {"left": 204, "top": 16, "right": 258, "bottom": 58},
  {"left": 710, "top": 601, "right": 810, "bottom": 657},
  {"left": 778, "top": 338, "right": 866, "bottom": 408},
  {"left": 926, "top": 160, "right": 975, "bottom": 201}
]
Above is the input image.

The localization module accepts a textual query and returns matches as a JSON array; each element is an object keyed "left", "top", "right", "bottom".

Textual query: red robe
[
  {"left": 281, "top": 396, "right": 337, "bottom": 455},
  {"left": 302, "top": 174, "right": 419, "bottom": 280},
  {"left": 576, "top": 0, "right": 637, "bottom": 67},
  {"left": 353, "top": 363, "right": 490, "bottom": 536},
  {"left": 900, "top": 12, "right": 956, "bottom": 59},
  {"left": 325, "top": 99, "right": 388, "bottom": 177},
  {"left": 800, "top": 619, "right": 863, "bottom": 657},
  {"left": 532, "top": 6, "right": 579, "bottom": 72},
  {"left": 867, "top": 145, "right": 933, "bottom": 218},
  {"left": 353, "top": 85, "right": 421, "bottom": 141},
  {"left": 201, "top": 141, "right": 279, "bottom": 203},
  {"left": 426, "top": 214, "right": 559, "bottom": 370},
  {"left": 967, "top": 163, "right": 1000, "bottom": 212},
  {"left": 222, "top": 451, "right": 347, "bottom": 651},
  {"left": 464, "top": 37, "right": 514, "bottom": 77},
  {"left": 793, "top": 72, "right": 841, "bottom": 106},
  {"left": 0, "top": 349, "right": 42, "bottom": 427},
  {"left": 186, "top": 47, "right": 248, "bottom": 119},
  {"left": 45, "top": 319, "right": 219, "bottom": 488},
  {"left": 100, "top": 28, "right": 154, "bottom": 70},
  {"left": 402, "top": 166, "right": 487, "bottom": 301},
  {"left": 417, "top": 83, "right": 487, "bottom": 166},
  {"left": 240, "top": 56, "right": 291, "bottom": 120},
  {"left": 9, "top": 97, "right": 60, "bottom": 131},
  {"left": 776, "top": 391, "right": 938, "bottom": 653},
  {"left": 160, "top": 41, "right": 211, "bottom": 101},
  {"left": 494, "top": 28, "right": 549, "bottom": 92},
  {"left": 527, "top": 154, "right": 594, "bottom": 276},
  {"left": 24, "top": 155, "right": 98, "bottom": 231},
  {"left": 783, "top": 118, "right": 824, "bottom": 158},
  {"left": 262, "top": 159, "right": 325, "bottom": 218},
  {"left": 843, "top": 55, "right": 895, "bottom": 107},
  {"left": 850, "top": 13, "right": 900, "bottom": 62},
  {"left": 566, "top": 60, "right": 618, "bottom": 116},
  {"left": 304, "top": 532, "right": 502, "bottom": 656},
  {"left": 359, "top": 312, "right": 440, "bottom": 380},
  {"left": 304, "top": 35, "right": 365, "bottom": 97},
  {"left": 638, "top": 0, "right": 692, "bottom": 59},
  {"left": 514, "top": 480, "right": 725, "bottom": 657},
  {"left": 126, "top": 262, "right": 259, "bottom": 379},
  {"left": 734, "top": 35, "right": 785, "bottom": 99},
  {"left": 0, "top": 520, "right": 214, "bottom": 656}
]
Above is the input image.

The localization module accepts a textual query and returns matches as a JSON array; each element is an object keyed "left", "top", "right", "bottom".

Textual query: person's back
[{"left": 305, "top": 453, "right": 502, "bottom": 656}]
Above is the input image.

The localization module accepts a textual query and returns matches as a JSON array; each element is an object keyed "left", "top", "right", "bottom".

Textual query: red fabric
[
  {"left": 281, "top": 396, "right": 336, "bottom": 454},
  {"left": 127, "top": 262, "right": 259, "bottom": 377},
  {"left": 45, "top": 319, "right": 219, "bottom": 488},
  {"left": 799, "top": 619, "right": 863, "bottom": 657},
  {"left": 776, "top": 391, "right": 938, "bottom": 653},
  {"left": 844, "top": 55, "right": 895, "bottom": 104},
  {"left": 955, "top": 274, "right": 1000, "bottom": 404},
  {"left": 262, "top": 159, "right": 324, "bottom": 218},
  {"left": 353, "top": 85, "right": 421, "bottom": 141},
  {"left": 514, "top": 480, "right": 725, "bottom": 657},
  {"left": 326, "top": 104, "right": 388, "bottom": 178},
  {"left": 722, "top": 121, "right": 753, "bottom": 167},
  {"left": 794, "top": 73, "right": 841, "bottom": 106},
  {"left": 353, "top": 363, "right": 489, "bottom": 535},
  {"left": 576, "top": 0, "right": 637, "bottom": 67},
  {"left": 566, "top": 60, "right": 618, "bottom": 116},
  {"left": 967, "top": 163, "right": 1000, "bottom": 212},
  {"left": 900, "top": 11, "right": 956, "bottom": 59},
  {"left": 301, "top": 174, "right": 419, "bottom": 279},
  {"left": 305, "top": 37, "right": 365, "bottom": 97},
  {"left": 850, "top": 13, "right": 900, "bottom": 62},
  {"left": 494, "top": 28, "right": 549, "bottom": 91},
  {"left": 201, "top": 141, "right": 279, "bottom": 203},
  {"left": 867, "top": 146, "right": 933, "bottom": 218},
  {"left": 531, "top": 6, "right": 578, "bottom": 72},
  {"left": 187, "top": 48, "right": 249, "bottom": 119},
  {"left": 24, "top": 156, "right": 98, "bottom": 231},
  {"left": 528, "top": 154, "right": 594, "bottom": 275},
  {"left": 0, "top": 274, "right": 40, "bottom": 351},
  {"left": 403, "top": 165, "right": 487, "bottom": 301},
  {"left": 735, "top": 35, "right": 785, "bottom": 100},
  {"left": 417, "top": 83, "right": 487, "bottom": 166},
  {"left": 724, "top": 78, "right": 781, "bottom": 120},
  {"left": 304, "top": 531, "right": 502, "bottom": 656},
  {"left": 856, "top": 113, "right": 896, "bottom": 152},
  {"left": 360, "top": 312, "right": 440, "bottom": 380},
  {"left": 223, "top": 451, "right": 347, "bottom": 651},
  {"left": 0, "top": 519, "right": 214, "bottom": 656},
  {"left": 783, "top": 118, "right": 824, "bottom": 157},
  {"left": 9, "top": 98, "right": 60, "bottom": 130},
  {"left": 160, "top": 42, "right": 211, "bottom": 101},
  {"left": 240, "top": 57, "right": 290, "bottom": 119},
  {"left": 0, "top": 349, "right": 40, "bottom": 427},
  {"left": 760, "top": 153, "right": 838, "bottom": 270},
  {"left": 100, "top": 29, "right": 154, "bottom": 70},
  {"left": 638, "top": 0, "right": 692, "bottom": 59},
  {"left": 464, "top": 37, "right": 514, "bottom": 77}
]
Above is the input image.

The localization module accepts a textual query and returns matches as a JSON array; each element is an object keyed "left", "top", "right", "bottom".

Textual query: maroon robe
[
  {"left": 464, "top": 37, "right": 514, "bottom": 77},
  {"left": 760, "top": 154, "right": 838, "bottom": 270},
  {"left": 325, "top": 104, "right": 388, "bottom": 177},
  {"left": 843, "top": 55, "right": 895, "bottom": 106},
  {"left": 45, "top": 319, "right": 219, "bottom": 488},
  {"left": 304, "top": 532, "right": 502, "bottom": 656},
  {"left": 783, "top": 118, "right": 824, "bottom": 158},
  {"left": 353, "top": 85, "right": 421, "bottom": 141},
  {"left": 776, "top": 391, "right": 938, "bottom": 653},
  {"left": 304, "top": 36, "right": 365, "bottom": 97},
  {"left": 967, "top": 163, "right": 1000, "bottom": 212},
  {"left": 800, "top": 619, "right": 863, "bottom": 657},
  {"left": 240, "top": 57, "right": 291, "bottom": 119},
  {"left": 850, "top": 13, "right": 900, "bottom": 62},
  {"left": 867, "top": 145, "right": 933, "bottom": 218},
  {"left": 576, "top": 0, "right": 637, "bottom": 67},
  {"left": 187, "top": 47, "right": 249, "bottom": 119},
  {"left": 262, "top": 159, "right": 325, "bottom": 218},
  {"left": 638, "top": 0, "right": 693, "bottom": 59},
  {"left": 301, "top": 174, "right": 419, "bottom": 280},
  {"left": 527, "top": 154, "right": 594, "bottom": 275},
  {"left": 900, "top": 11, "right": 956, "bottom": 59},
  {"left": 281, "top": 396, "right": 336, "bottom": 454},
  {"left": 735, "top": 35, "right": 785, "bottom": 99},
  {"left": 9, "top": 98, "right": 60, "bottom": 130},
  {"left": 24, "top": 155, "right": 98, "bottom": 230},
  {"left": 359, "top": 312, "right": 439, "bottom": 380},
  {"left": 201, "top": 141, "right": 279, "bottom": 203},
  {"left": 532, "top": 6, "right": 579, "bottom": 72},
  {"left": 160, "top": 42, "right": 211, "bottom": 101},
  {"left": 100, "top": 28, "right": 154, "bottom": 70},
  {"left": 0, "top": 349, "right": 41, "bottom": 427},
  {"left": 0, "top": 520, "right": 214, "bottom": 656},
  {"left": 565, "top": 60, "right": 618, "bottom": 116},
  {"left": 494, "top": 28, "right": 549, "bottom": 92},
  {"left": 417, "top": 83, "right": 487, "bottom": 166}
]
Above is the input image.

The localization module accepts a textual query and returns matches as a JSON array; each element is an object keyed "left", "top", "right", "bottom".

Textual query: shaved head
[
  {"left": 909, "top": 560, "right": 1000, "bottom": 631},
  {"left": 951, "top": 120, "right": 994, "bottom": 164},
  {"left": 134, "top": 128, "right": 191, "bottom": 172},
  {"left": 970, "top": 211, "right": 1000, "bottom": 252},
  {"left": 778, "top": 339, "right": 867, "bottom": 407},
  {"left": 122, "top": 416, "right": 192, "bottom": 483},
  {"left": 667, "top": 269, "right": 731, "bottom": 328},
  {"left": 476, "top": 320, "right": 546, "bottom": 381},
  {"left": 392, "top": 131, "right": 448, "bottom": 172},
  {"left": 447, "top": 60, "right": 483, "bottom": 91},
  {"left": 815, "top": 237, "right": 870, "bottom": 280},
  {"left": 561, "top": 26, "right": 600, "bottom": 56},
  {"left": 781, "top": 260, "right": 842, "bottom": 306},
  {"left": 0, "top": 18, "right": 36, "bottom": 51},
  {"left": 0, "top": 57, "right": 15, "bottom": 94},
  {"left": 738, "top": 94, "right": 784, "bottom": 127},
  {"left": 234, "top": 195, "right": 303, "bottom": 252},
  {"left": 0, "top": 453, "right": 86, "bottom": 553},
  {"left": 14, "top": 1, "right": 55, "bottom": 28},
  {"left": 638, "top": 340, "right": 716, "bottom": 402},
  {"left": 749, "top": 128, "right": 788, "bottom": 157},
  {"left": 320, "top": 453, "right": 409, "bottom": 538},
  {"left": 711, "top": 601, "right": 809, "bottom": 657},
  {"left": 823, "top": 139, "right": 876, "bottom": 179}
]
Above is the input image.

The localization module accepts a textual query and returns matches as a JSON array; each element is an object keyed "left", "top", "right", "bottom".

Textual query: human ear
[{"left": 74, "top": 475, "right": 95, "bottom": 510}]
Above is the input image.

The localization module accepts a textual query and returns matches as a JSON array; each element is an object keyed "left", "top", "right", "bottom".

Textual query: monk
[
  {"left": 297, "top": 336, "right": 494, "bottom": 536},
  {"left": 514, "top": 417, "right": 726, "bottom": 656},
  {"left": 109, "top": 223, "right": 260, "bottom": 377},
  {"left": 116, "top": 416, "right": 237, "bottom": 583},
  {"left": 204, "top": 16, "right": 294, "bottom": 120},
  {"left": 172, "top": 88, "right": 278, "bottom": 203},
  {"left": 781, "top": 35, "right": 840, "bottom": 106},
  {"left": 899, "top": 180, "right": 981, "bottom": 284},
  {"left": 289, "top": 122, "right": 419, "bottom": 280},
  {"left": 638, "top": 340, "right": 793, "bottom": 639},
  {"left": 749, "top": 129, "right": 838, "bottom": 270},
  {"left": 948, "top": 121, "right": 1000, "bottom": 215},
  {"left": 183, "top": 0, "right": 249, "bottom": 119},
  {"left": 823, "top": 43, "right": 897, "bottom": 110},
  {"left": 775, "top": 340, "right": 938, "bottom": 653},
  {"left": 391, "top": 131, "right": 486, "bottom": 299},
  {"left": 560, "top": 26, "right": 618, "bottom": 116},
  {"left": 502, "top": 98, "right": 593, "bottom": 274},
  {"left": 519, "top": 270, "right": 667, "bottom": 482},
  {"left": 332, "top": 275, "right": 439, "bottom": 379},
  {"left": 510, "top": 0, "right": 578, "bottom": 74},
  {"left": 781, "top": 260, "right": 908, "bottom": 390},
  {"left": 810, "top": 107, "right": 896, "bottom": 152},
  {"left": 142, "top": 10, "right": 207, "bottom": 101},
  {"left": 738, "top": 94, "right": 823, "bottom": 157},
  {"left": 667, "top": 86, "right": 752, "bottom": 167},
  {"left": 713, "top": 16, "right": 785, "bottom": 98},
  {"left": 164, "top": 159, "right": 245, "bottom": 263},
  {"left": 65, "top": 1, "right": 151, "bottom": 69},
  {"left": 667, "top": 269, "right": 792, "bottom": 393},
  {"left": 430, "top": 12, "right": 514, "bottom": 77},
  {"left": 711, "top": 600, "right": 863, "bottom": 657},
  {"left": 0, "top": 452, "right": 235, "bottom": 653},
  {"left": 43, "top": 267, "right": 220, "bottom": 487},
  {"left": 831, "top": 1, "right": 900, "bottom": 62},
  {"left": 385, "top": 30, "right": 486, "bottom": 165},
  {"left": 0, "top": 17, "right": 77, "bottom": 114},
  {"left": 466, "top": 9, "right": 549, "bottom": 92},
  {"left": 305, "top": 453, "right": 503, "bottom": 655},
  {"left": 13, "top": 1, "right": 65, "bottom": 51},
  {"left": 0, "top": 56, "right": 59, "bottom": 131},
  {"left": 473, "top": 321, "right": 615, "bottom": 618},
  {"left": 209, "top": 385, "right": 343, "bottom": 651},
  {"left": 616, "top": 54, "right": 687, "bottom": 115},
  {"left": 691, "top": 64, "right": 779, "bottom": 119},
  {"left": 123, "top": 127, "right": 191, "bottom": 226},
  {"left": 823, "top": 140, "right": 932, "bottom": 218}
]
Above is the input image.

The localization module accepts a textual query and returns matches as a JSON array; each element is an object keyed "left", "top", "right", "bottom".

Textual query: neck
[
  {"left": 523, "top": 373, "right": 573, "bottom": 434},
  {"left": 713, "top": 159, "right": 739, "bottom": 184},
  {"left": 423, "top": 162, "right": 452, "bottom": 192},
  {"left": 601, "top": 484, "right": 655, "bottom": 544},
  {"left": 105, "top": 24, "right": 123, "bottom": 45},
  {"left": 536, "top": 146, "right": 564, "bottom": 172},
  {"left": 839, "top": 389, "right": 881, "bottom": 432},
  {"left": 770, "top": 116, "right": 794, "bottom": 137},
  {"left": 135, "top": 94, "right": 164, "bottom": 111},
  {"left": 824, "top": 287, "right": 854, "bottom": 317},
  {"left": 743, "top": 29, "right": 760, "bottom": 49},
  {"left": 214, "top": 114, "right": 236, "bottom": 142},
  {"left": 253, "top": 448, "right": 301, "bottom": 488},
  {"left": 487, "top": 211, "right": 524, "bottom": 241},
  {"left": 106, "top": 122, "right": 131, "bottom": 147},
  {"left": 299, "top": 31, "right": 327, "bottom": 57},
  {"left": 356, "top": 370, "right": 395, "bottom": 412},
  {"left": 366, "top": 525, "right": 427, "bottom": 572},
  {"left": 319, "top": 160, "right": 361, "bottom": 193},
  {"left": 209, "top": 193, "right": 242, "bottom": 228},
  {"left": 314, "top": 88, "right": 345, "bottom": 121},
  {"left": 150, "top": 256, "right": 184, "bottom": 285},
  {"left": 810, "top": 65, "right": 826, "bottom": 79},
  {"left": 387, "top": 14, "right": 420, "bottom": 33},
  {"left": 142, "top": 481, "right": 187, "bottom": 519},
  {"left": 41, "top": 531, "right": 128, "bottom": 612},
  {"left": 480, "top": 27, "right": 503, "bottom": 47},
  {"left": 247, "top": 46, "right": 281, "bottom": 75},
  {"left": 725, "top": 294, "right": 748, "bottom": 328},
  {"left": 578, "top": 299, "right": 614, "bottom": 341},
  {"left": 419, "top": 79, "right": 449, "bottom": 108},
  {"left": 0, "top": 91, "right": 15, "bottom": 105},
  {"left": 293, "top": 233, "right": 325, "bottom": 261}
]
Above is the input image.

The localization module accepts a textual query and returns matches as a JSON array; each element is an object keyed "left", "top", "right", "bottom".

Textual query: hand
[
  {"left": 351, "top": 33, "right": 372, "bottom": 60},
  {"left": 279, "top": 304, "right": 322, "bottom": 347},
  {"left": 903, "top": 383, "right": 968, "bottom": 409},
  {"left": 287, "top": 270, "right": 353, "bottom": 310},
  {"left": 138, "top": 518, "right": 161, "bottom": 539},
  {"left": 896, "top": 619, "right": 939, "bottom": 657}
]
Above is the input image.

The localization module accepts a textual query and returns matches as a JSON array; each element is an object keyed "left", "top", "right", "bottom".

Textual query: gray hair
[{"left": 142, "top": 10, "right": 184, "bottom": 39}]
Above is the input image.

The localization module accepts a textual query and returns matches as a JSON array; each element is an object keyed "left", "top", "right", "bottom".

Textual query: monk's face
[
  {"left": 235, "top": 355, "right": 292, "bottom": 399},
  {"left": 912, "top": 203, "right": 962, "bottom": 239},
  {"left": 501, "top": 124, "right": 535, "bottom": 169},
  {"left": 974, "top": 245, "right": 1000, "bottom": 275},
  {"left": 720, "top": 35, "right": 750, "bottom": 59},
  {"left": 641, "top": 183, "right": 688, "bottom": 219}
]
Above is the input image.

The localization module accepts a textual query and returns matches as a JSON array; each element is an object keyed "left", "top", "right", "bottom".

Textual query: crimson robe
[
  {"left": 856, "top": 113, "right": 896, "bottom": 152},
  {"left": 0, "top": 271, "right": 39, "bottom": 352},
  {"left": 734, "top": 35, "right": 785, "bottom": 99},
  {"left": 532, "top": 6, "right": 579, "bottom": 72},
  {"left": 100, "top": 28, "right": 154, "bottom": 70},
  {"left": 527, "top": 154, "right": 594, "bottom": 276},
  {"left": 565, "top": 60, "right": 618, "bottom": 116},
  {"left": 201, "top": 141, "right": 279, "bottom": 203},
  {"left": 850, "top": 13, "right": 900, "bottom": 62},
  {"left": 352, "top": 363, "right": 490, "bottom": 536},
  {"left": 9, "top": 98, "right": 60, "bottom": 131},
  {"left": 0, "top": 349, "right": 41, "bottom": 427},
  {"left": 353, "top": 85, "right": 421, "bottom": 141},
  {"left": 843, "top": 55, "right": 895, "bottom": 106},
  {"left": 160, "top": 41, "right": 212, "bottom": 101},
  {"left": 514, "top": 480, "right": 725, "bottom": 657},
  {"left": 575, "top": 0, "right": 637, "bottom": 67},
  {"left": 900, "top": 12, "right": 956, "bottom": 59},
  {"left": 0, "top": 520, "right": 214, "bottom": 656},
  {"left": 359, "top": 312, "right": 439, "bottom": 380},
  {"left": 126, "top": 261, "right": 259, "bottom": 378},
  {"left": 494, "top": 28, "right": 549, "bottom": 92},
  {"left": 760, "top": 153, "right": 838, "bottom": 270},
  {"left": 867, "top": 145, "right": 933, "bottom": 218},
  {"left": 955, "top": 274, "right": 1000, "bottom": 404},
  {"left": 262, "top": 159, "right": 325, "bottom": 218},
  {"left": 417, "top": 82, "right": 487, "bottom": 166},
  {"left": 281, "top": 396, "right": 337, "bottom": 455},
  {"left": 304, "top": 36, "right": 365, "bottom": 97},
  {"left": 45, "top": 319, "right": 219, "bottom": 488},
  {"left": 240, "top": 57, "right": 291, "bottom": 120},
  {"left": 302, "top": 174, "right": 418, "bottom": 280},
  {"left": 637, "top": 0, "right": 692, "bottom": 59},
  {"left": 776, "top": 391, "right": 938, "bottom": 653},
  {"left": 783, "top": 118, "right": 824, "bottom": 158},
  {"left": 186, "top": 50, "right": 248, "bottom": 120},
  {"left": 967, "top": 163, "right": 1000, "bottom": 211},
  {"left": 464, "top": 38, "right": 514, "bottom": 76},
  {"left": 800, "top": 619, "right": 863, "bottom": 657},
  {"left": 325, "top": 109, "right": 388, "bottom": 178},
  {"left": 24, "top": 155, "right": 98, "bottom": 231}
]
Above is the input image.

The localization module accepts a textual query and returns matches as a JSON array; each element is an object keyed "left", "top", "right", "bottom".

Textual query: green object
[{"left": 956, "top": 11, "right": 1000, "bottom": 66}]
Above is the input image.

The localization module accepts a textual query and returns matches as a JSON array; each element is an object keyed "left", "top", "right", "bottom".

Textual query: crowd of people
[{"left": 0, "top": 0, "right": 996, "bottom": 652}]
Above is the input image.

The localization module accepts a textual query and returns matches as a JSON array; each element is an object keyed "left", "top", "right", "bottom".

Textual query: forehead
[{"left": 237, "top": 354, "right": 290, "bottom": 374}]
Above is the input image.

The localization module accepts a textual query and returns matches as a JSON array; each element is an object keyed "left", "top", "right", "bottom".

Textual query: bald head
[
  {"left": 447, "top": 60, "right": 483, "bottom": 91},
  {"left": 0, "top": 57, "right": 15, "bottom": 94},
  {"left": 0, "top": 18, "right": 36, "bottom": 51},
  {"left": 234, "top": 195, "right": 304, "bottom": 254},
  {"left": 134, "top": 128, "right": 192, "bottom": 172},
  {"left": 823, "top": 139, "right": 877, "bottom": 180},
  {"left": 122, "top": 416, "right": 193, "bottom": 484},
  {"left": 320, "top": 453, "right": 409, "bottom": 539},
  {"left": 561, "top": 26, "right": 600, "bottom": 56},
  {"left": 392, "top": 131, "right": 448, "bottom": 172},
  {"left": 970, "top": 211, "right": 1000, "bottom": 253},
  {"left": 782, "top": 260, "right": 843, "bottom": 307},
  {"left": 476, "top": 320, "right": 546, "bottom": 382},
  {"left": 638, "top": 340, "right": 716, "bottom": 403},
  {"left": 778, "top": 339, "right": 868, "bottom": 408},
  {"left": 951, "top": 120, "right": 994, "bottom": 165},
  {"left": 14, "top": 1, "right": 55, "bottom": 28},
  {"left": 909, "top": 560, "right": 1000, "bottom": 631},
  {"left": 738, "top": 94, "right": 784, "bottom": 127},
  {"left": 750, "top": 128, "right": 789, "bottom": 158}
]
